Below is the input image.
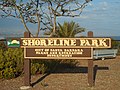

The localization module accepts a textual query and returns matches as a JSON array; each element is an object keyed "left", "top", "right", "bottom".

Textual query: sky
[{"left": 0, "top": 0, "right": 120, "bottom": 37}]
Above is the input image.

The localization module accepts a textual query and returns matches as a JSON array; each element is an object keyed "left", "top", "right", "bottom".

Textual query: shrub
[
  {"left": 31, "top": 60, "right": 47, "bottom": 75},
  {"left": 0, "top": 49, "right": 4, "bottom": 78},
  {"left": 0, "top": 48, "right": 78, "bottom": 79},
  {"left": 0, "top": 48, "right": 50, "bottom": 78},
  {"left": 112, "top": 40, "right": 120, "bottom": 49},
  {"left": 0, "top": 48, "right": 24, "bottom": 79},
  {"left": 0, "top": 40, "right": 6, "bottom": 49}
]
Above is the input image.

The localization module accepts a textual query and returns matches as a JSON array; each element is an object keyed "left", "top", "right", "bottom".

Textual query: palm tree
[
  {"left": 57, "top": 21, "right": 85, "bottom": 37},
  {"left": 44, "top": 21, "right": 85, "bottom": 37}
]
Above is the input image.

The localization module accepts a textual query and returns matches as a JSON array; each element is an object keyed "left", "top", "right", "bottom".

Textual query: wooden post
[
  {"left": 24, "top": 32, "right": 31, "bottom": 86},
  {"left": 88, "top": 31, "right": 94, "bottom": 87}
]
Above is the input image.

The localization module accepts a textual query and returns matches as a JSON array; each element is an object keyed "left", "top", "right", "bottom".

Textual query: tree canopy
[
  {"left": 0, "top": 0, "right": 92, "bottom": 37},
  {"left": 57, "top": 21, "right": 85, "bottom": 37}
]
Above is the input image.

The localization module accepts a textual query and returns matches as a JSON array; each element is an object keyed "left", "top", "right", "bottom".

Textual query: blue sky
[{"left": 0, "top": 0, "right": 120, "bottom": 37}]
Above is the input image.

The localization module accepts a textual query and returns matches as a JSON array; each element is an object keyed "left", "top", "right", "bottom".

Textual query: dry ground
[{"left": 0, "top": 56, "right": 120, "bottom": 90}]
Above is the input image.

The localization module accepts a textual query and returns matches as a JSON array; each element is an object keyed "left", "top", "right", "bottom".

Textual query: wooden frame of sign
[{"left": 22, "top": 31, "right": 111, "bottom": 87}]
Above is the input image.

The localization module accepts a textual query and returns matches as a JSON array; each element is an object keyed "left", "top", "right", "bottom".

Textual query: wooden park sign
[
  {"left": 21, "top": 38, "right": 111, "bottom": 59},
  {"left": 19, "top": 31, "right": 111, "bottom": 88},
  {"left": 6, "top": 31, "right": 111, "bottom": 88}
]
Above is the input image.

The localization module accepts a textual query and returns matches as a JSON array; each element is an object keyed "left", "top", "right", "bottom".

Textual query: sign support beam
[
  {"left": 88, "top": 31, "right": 94, "bottom": 87},
  {"left": 24, "top": 32, "right": 31, "bottom": 86}
]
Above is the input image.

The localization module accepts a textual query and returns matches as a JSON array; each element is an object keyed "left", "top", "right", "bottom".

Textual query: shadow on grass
[{"left": 31, "top": 63, "right": 109, "bottom": 87}]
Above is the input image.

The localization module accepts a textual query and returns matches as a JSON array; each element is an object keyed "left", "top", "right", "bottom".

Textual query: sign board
[
  {"left": 24, "top": 48, "right": 93, "bottom": 59},
  {"left": 5, "top": 37, "right": 111, "bottom": 59},
  {"left": 20, "top": 38, "right": 111, "bottom": 59},
  {"left": 21, "top": 38, "right": 111, "bottom": 48}
]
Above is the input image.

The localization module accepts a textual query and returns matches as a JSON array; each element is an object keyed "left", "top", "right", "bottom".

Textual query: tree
[
  {"left": 0, "top": 0, "right": 92, "bottom": 37},
  {"left": 57, "top": 21, "right": 85, "bottom": 37},
  {"left": 0, "top": 0, "right": 44, "bottom": 37},
  {"left": 42, "top": 0, "right": 92, "bottom": 37},
  {"left": 44, "top": 21, "right": 85, "bottom": 37}
]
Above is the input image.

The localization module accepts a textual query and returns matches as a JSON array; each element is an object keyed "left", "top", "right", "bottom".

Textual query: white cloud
[{"left": 99, "top": 1, "right": 109, "bottom": 10}]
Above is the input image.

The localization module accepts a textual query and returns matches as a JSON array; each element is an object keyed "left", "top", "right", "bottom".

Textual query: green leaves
[
  {"left": 0, "top": 48, "right": 23, "bottom": 79},
  {"left": 57, "top": 21, "right": 85, "bottom": 37}
]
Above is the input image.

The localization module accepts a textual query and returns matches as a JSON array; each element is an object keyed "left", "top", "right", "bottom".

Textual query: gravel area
[{"left": 0, "top": 56, "right": 120, "bottom": 90}]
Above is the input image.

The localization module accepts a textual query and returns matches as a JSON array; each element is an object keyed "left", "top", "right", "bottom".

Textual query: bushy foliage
[
  {"left": 31, "top": 60, "right": 47, "bottom": 75},
  {"left": 0, "top": 48, "right": 23, "bottom": 79},
  {"left": 0, "top": 41, "right": 6, "bottom": 49},
  {"left": 112, "top": 40, "right": 120, "bottom": 49},
  {"left": 0, "top": 48, "right": 51, "bottom": 79}
]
